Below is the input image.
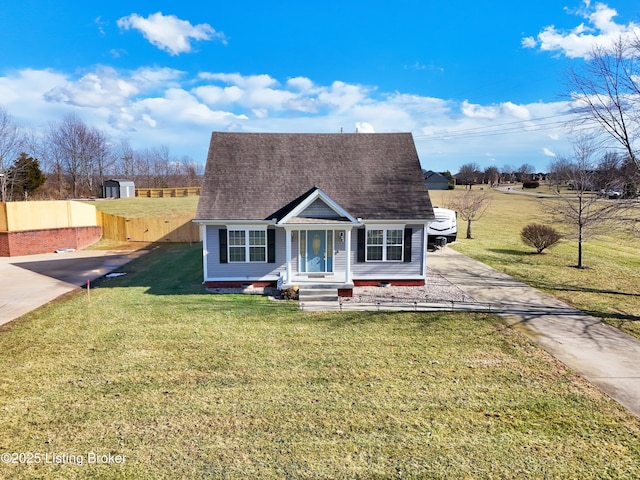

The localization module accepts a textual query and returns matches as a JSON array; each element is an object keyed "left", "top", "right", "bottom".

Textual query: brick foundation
[
  {"left": 0, "top": 226, "right": 102, "bottom": 256},
  {"left": 204, "top": 281, "right": 277, "bottom": 289},
  {"left": 353, "top": 279, "right": 425, "bottom": 287}
]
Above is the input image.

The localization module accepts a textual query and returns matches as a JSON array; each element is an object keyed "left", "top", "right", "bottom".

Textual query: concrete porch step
[{"left": 298, "top": 285, "right": 339, "bottom": 302}]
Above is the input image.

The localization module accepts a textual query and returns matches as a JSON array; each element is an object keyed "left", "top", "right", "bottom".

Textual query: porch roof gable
[{"left": 277, "top": 187, "right": 360, "bottom": 225}]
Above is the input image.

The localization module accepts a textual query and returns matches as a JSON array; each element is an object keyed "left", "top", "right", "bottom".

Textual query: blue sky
[{"left": 1, "top": 1, "right": 639, "bottom": 173}]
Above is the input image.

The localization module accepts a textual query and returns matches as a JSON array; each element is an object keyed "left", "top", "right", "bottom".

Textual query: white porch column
[
  {"left": 285, "top": 228, "right": 292, "bottom": 283},
  {"left": 344, "top": 228, "right": 352, "bottom": 284},
  {"left": 422, "top": 222, "right": 428, "bottom": 278}
]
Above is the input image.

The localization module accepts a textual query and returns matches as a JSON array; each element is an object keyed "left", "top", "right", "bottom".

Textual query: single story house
[
  {"left": 424, "top": 170, "right": 450, "bottom": 190},
  {"left": 194, "top": 132, "right": 436, "bottom": 296}
]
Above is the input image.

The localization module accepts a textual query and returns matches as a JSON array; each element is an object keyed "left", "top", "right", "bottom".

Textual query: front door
[
  {"left": 299, "top": 230, "right": 333, "bottom": 273},
  {"left": 306, "top": 230, "right": 326, "bottom": 272}
]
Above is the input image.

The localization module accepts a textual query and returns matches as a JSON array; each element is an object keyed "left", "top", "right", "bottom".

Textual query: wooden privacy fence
[
  {"left": 1, "top": 200, "right": 97, "bottom": 231},
  {"left": 136, "top": 187, "right": 201, "bottom": 198},
  {"left": 97, "top": 212, "right": 201, "bottom": 243}
]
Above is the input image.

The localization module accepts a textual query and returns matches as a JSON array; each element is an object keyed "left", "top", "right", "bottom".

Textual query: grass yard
[
  {"left": 82, "top": 196, "right": 199, "bottom": 218},
  {"left": 0, "top": 244, "right": 639, "bottom": 479},
  {"left": 430, "top": 188, "right": 640, "bottom": 338}
]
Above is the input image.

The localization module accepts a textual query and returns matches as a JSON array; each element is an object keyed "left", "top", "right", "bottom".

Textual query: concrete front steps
[{"left": 297, "top": 284, "right": 340, "bottom": 302}]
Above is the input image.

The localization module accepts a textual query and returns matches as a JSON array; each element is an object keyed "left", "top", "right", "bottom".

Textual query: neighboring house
[
  {"left": 194, "top": 132, "right": 436, "bottom": 296},
  {"left": 424, "top": 170, "right": 450, "bottom": 190}
]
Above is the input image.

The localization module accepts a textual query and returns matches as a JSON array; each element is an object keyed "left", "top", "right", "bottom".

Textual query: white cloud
[
  {"left": 286, "top": 76, "right": 316, "bottom": 92},
  {"left": 117, "top": 12, "right": 226, "bottom": 56},
  {"left": 0, "top": 67, "right": 574, "bottom": 172},
  {"left": 523, "top": 1, "right": 640, "bottom": 58},
  {"left": 195, "top": 73, "right": 296, "bottom": 110},
  {"left": 461, "top": 101, "right": 498, "bottom": 119},
  {"left": 355, "top": 122, "right": 375, "bottom": 133},
  {"left": 317, "top": 81, "right": 370, "bottom": 113},
  {"left": 44, "top": 67, "right": 138, "bottom": 107},
  {"left": 543, "top": 147, "right": 557, "bottom": 157},
  {"left": 502, "top": 102, "right": 531, "bottom": 120},
  {"left": 42, "top": 66, "right": 184, "bottom": 109}
]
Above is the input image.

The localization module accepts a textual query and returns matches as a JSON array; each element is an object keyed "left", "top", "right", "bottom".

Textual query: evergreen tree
[{"left": 9, "top": 153, "right": 46, "bottom": 200}]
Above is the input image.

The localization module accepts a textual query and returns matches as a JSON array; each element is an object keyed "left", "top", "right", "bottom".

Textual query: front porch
[{"left": 279, "top": 226, "right": 355, "bottom": 292}]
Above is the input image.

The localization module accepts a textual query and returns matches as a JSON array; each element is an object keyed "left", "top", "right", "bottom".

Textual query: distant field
[
  {"left": 430, "top": 187, "right": 640, "bottom": 337},
  {"left": 81, "top": 196, "right": 199, "bottom": 218}
]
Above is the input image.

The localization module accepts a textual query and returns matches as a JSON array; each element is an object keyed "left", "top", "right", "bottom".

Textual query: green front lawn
[
  {"left": 0, "top": 244, "right": 638, "bottom": 479},
  {"left": 430, "top": 188, "right": 640, "bottom": 338}
]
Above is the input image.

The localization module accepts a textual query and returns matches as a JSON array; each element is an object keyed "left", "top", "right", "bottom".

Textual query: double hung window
[
  {"left": 366, "top": 228, "right": 404, "bottom": 261},
  {"left": 228, "top": 229, "right": 266, "bottom": 262}
]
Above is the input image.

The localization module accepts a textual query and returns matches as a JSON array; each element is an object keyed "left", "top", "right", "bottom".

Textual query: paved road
[{"left": 0, "top": 248, "right": 148, "bottom": 327}]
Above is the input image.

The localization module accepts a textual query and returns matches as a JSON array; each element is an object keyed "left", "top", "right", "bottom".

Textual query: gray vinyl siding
[
  {"left": 351, "top": 225, "right": 425, "bottom": 279},
  {"left": 299, "top": 199, "right": 343, "bottom": 220},
  {"left": 205, "top": 225, "right": 285, "bottom": 280},
  {"left": 204, "top": 224, "right": 425, "bottom": 281}
]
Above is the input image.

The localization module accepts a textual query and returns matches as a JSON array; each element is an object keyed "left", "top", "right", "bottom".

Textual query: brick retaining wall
[{"left": 0, "top": 226, "right": 102, "bottom": 256}]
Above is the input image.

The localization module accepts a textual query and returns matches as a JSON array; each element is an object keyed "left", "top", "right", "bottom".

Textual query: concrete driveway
[
  {"left": 0, "top": 247, "right": 149, "bottom": 327},
  {"left": 304, "top": 248, "right": 640, "bottom": 417},
  {"left": 427, "top": 248, "right": 640, "bottom": 418}
]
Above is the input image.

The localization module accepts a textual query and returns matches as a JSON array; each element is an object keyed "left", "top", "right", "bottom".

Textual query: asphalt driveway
[{"left": 0, "top": 247, "right": 149, "bottom": 327}]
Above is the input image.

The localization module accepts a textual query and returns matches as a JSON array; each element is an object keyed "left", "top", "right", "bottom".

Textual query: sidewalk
[{"left": 305, "top": 248, "right": 640, "bottom": 418}]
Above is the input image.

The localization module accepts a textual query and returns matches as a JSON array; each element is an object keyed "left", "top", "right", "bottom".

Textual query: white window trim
[
  {"left": 227, "top": 227, "right": 267, "bottom": 263},
  {"left": 365, "top": 226, "right": 405, "bottom": 262}
]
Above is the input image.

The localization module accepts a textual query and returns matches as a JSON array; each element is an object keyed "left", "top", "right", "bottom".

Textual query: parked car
[{"left": 607, "top": 190, "right": 622, "bottom": 199}]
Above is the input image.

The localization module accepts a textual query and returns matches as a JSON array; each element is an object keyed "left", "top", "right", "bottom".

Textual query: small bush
[
  {"left": 522, "top": 181, "right": 540, "bottom": 189},
  {"left": 521, "top": 223, "right": 562, "bottom": 253},
  {"left": 280, "top": 287, "right": 299, "bottom": 300}
]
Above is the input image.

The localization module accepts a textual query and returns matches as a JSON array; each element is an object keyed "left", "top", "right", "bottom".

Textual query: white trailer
[{"left": 427, "top": 207, "right": 457, "bottom": 246}]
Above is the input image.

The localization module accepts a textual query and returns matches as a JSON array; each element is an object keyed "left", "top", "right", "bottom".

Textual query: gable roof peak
[{"left": 196, "top": 132, "right": 435, "bottom": 221}]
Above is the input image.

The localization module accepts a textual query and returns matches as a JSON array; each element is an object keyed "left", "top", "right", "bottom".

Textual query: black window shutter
[
  {"left": 403, "top": 227, "right": 412, "bottom": 262},
  {"left": 357, "top": 228, "right": 366, "bottom": 262},
  {"left": 267, "top": 228, "right": 276, "bottom": 263},
  {"left": 219, "top": 228, "right": 228, "bottom": 264}
]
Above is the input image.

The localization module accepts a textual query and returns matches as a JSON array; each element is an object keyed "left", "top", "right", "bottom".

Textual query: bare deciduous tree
[
  {"left": 456, "top": 162, "right": 481, "bottom": 189},
  {"left": 44, "top": 114, "right": 112, "bottom": 198},
  {"left": 483, "top": 166, "right": 500, "bottom": 186},
  {"left": 0, "top": 108, "right": 23, "bottom": 201},
  {"left": 517, "top": 163, "right": 535, "bottom": 183},
  {"left": 567, "top": 37, "right": 640, "bottom": 174},
  {"left": 445, "top": 189, "right": 490, "bottom": 239},
  {"left": 546, "top": 137, "right": 630, "bottom": 268}
]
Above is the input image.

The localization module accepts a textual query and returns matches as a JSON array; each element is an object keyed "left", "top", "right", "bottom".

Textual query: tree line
[{"left": 0, "top": 110, "right": 203, "bottom": 202}]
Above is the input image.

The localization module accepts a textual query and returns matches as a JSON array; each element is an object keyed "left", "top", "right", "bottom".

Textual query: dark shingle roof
[{"left": 195, "top": 132, "right": 434, "bottom": 221}]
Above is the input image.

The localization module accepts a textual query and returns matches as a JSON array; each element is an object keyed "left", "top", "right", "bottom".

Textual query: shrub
[
  {"left": 521, "top": 223, "right": 562, "bottom": 253},
  {"left": 522, "top": 181, "right": 540, "bottom": 189},
  {"left": 280, "top": 287, "right": 299, "bottom": 300}
]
